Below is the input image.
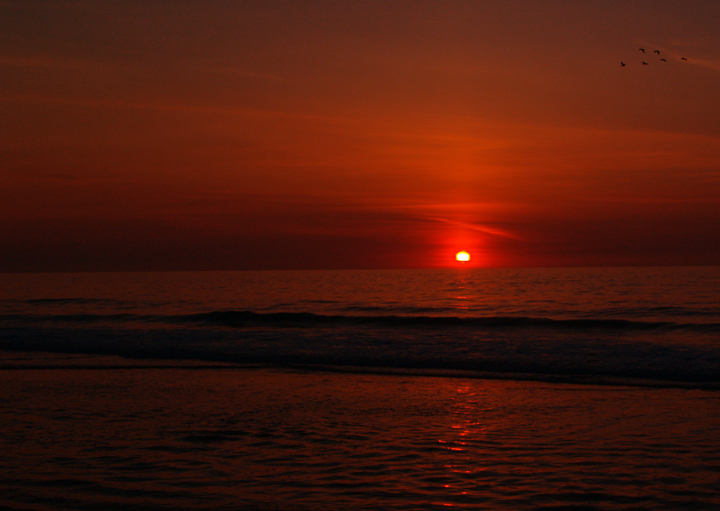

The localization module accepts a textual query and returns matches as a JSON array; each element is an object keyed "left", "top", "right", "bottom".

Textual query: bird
[
  {"left": 681, "top": 57, "right": 688, "bottom": 61},
  {"left": 639, "top": 48, "right": 645, "bottom": 53},
  {"left": 621, "top": 62, "right": 626, "bottom": 66},
  {"left": 642, "top": 61, "right": 649, "bottom": 65},
  {"left": 660, "top": 58, "right": 667, "bottom": 62},
  {"left": 654, "top": 50, "right": 660, "bottom": 54}
]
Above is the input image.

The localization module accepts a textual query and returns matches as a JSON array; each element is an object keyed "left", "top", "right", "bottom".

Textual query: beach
[
  {"left": 2, "top": 268, "right": 719, "bottom": 509},
  {"left": 2, "top": 352, "right": 719, "bottom": 510}
]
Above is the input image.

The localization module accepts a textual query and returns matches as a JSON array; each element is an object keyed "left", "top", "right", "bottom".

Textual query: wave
[
  {"left": 601, "top": 305, "right": 720, "bottom": 318},
  {"left": 2, "top": 317, "right": 720, "bottom": 388},
  {"left": 3, "top": 309, "right": 720, "bottom": 333},
  {"left": 179, "top": 310, "right": 720, "bottom": 332}
]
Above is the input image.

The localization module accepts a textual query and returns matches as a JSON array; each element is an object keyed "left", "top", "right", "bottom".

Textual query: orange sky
[{"left": 2, "top": 0, "right": 720, "bottom": 271}]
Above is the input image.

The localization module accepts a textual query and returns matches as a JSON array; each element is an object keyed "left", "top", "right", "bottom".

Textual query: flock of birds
[{"left": 621, "top": 49, "right": 688, "bottom": 67}]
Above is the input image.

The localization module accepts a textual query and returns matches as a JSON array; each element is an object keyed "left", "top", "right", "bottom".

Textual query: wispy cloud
[
  {"left": 0, "top": 54, "right": 91, "bottom": 70},
  {"left": 199, "top": 65, "right": 285, "bottom": 82},
  {"left": 0, "top": 91, "right": 343, "bottom": 123},
  {"left": 686, "top": 57, "right": 720, "bottom": 71},
  {"left": 423, "top": 216, "right": 521, "bottom": 240}
]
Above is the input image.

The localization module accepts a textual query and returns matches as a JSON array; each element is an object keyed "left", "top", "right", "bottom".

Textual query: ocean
[{"left": 1, "top": 267, "right": 719, "bottom": 509}]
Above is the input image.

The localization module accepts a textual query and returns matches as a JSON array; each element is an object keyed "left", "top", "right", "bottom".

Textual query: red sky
[{"left": 2, "top": 0, "right": 720, "bottom": 271}]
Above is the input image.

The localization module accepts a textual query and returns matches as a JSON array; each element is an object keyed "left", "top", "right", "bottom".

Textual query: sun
[{"left": 455, "top": 251, "right": 470, "bottom": 262}]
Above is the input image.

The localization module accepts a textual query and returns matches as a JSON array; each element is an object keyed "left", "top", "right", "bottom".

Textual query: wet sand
[{"left": 1, "top": 354, "right": 719, "bottom": 510}]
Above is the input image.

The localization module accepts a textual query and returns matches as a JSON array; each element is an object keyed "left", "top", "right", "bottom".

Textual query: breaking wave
[{"left": 2, "top": 309, "right": 720, "bottom": 333}]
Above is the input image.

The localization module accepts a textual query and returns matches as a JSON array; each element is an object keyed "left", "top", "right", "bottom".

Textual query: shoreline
[
  {"left": 2, "top": 361, "right": 720, "bottom": 510},
  {"left": 1, "top": 350, "right": 718, "bottom": 391}
]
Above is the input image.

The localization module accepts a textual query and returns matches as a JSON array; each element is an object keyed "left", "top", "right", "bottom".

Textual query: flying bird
[
  {"left": 654, "top": 50, "right": 660, "bottom": 54},
  {"left": 642, "top": 61, "right": 649, "bottom": 65},
  {"left": 621, "top": 62, "right": 626, "bottom": 66},
  {"left": 639, "top": 48, "right": 645, "bottom": 53},
  {"left": 660, "top": 58, "right": 667, "bottom": 62},
  {"left": 681, "top": 57, "right": 688, "bottom": 61}
]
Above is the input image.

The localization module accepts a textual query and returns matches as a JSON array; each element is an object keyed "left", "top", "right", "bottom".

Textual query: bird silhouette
[
  {"left": 621, "top": 62, "right": 626, "bottom": 66},
  {"left": 660, "top": 58, "right": 667, "bottom": 62},
  {"left": 654, "top": 50, "right": 660, "bottom": 54},
  {"left": 642, "top": 61, "right": 649, "bottom": 65},
  {"left": 681, "top": 57, "right": 688, "bottom": 61},
  {"left": 639, "top": 48, "right": 645, "bottom": 53}
]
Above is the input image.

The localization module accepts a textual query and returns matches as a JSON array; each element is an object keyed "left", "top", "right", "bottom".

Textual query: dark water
[
  {"left": 1, "top": 267, "right": 719, "bottom": 386},
  {"left": 1, "top": 364, "right": 720, "bottom": 510},
  {"left": 1, "top": 268, "right": 720, "bottom": 509}
]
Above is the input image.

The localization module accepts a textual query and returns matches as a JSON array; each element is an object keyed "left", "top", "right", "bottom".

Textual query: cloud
[
  {"left": 0, "top": 54, "right": 91, "bottom": 70},
  {"left": 423, "top": 217, "right": 521, "bottom": 240}
]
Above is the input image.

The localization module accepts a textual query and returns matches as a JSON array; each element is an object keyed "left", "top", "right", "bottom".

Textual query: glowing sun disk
[{"left": 456, "top": 251, "right": 470, "bottom": 262}]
